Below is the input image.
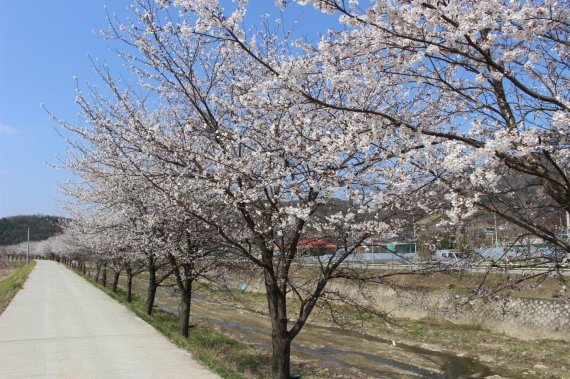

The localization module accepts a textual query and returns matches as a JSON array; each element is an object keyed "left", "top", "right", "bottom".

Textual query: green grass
[
  {"left": 508, "top": 345, "right": 522, "bottom": 353},
  {"left": 0, "top": 260, "right": 36, "bottom": 313},
  {"left": 406, "top": 327, "right": 427, "bottom": 338},
  {"left": 354, "top": 312, "right": 375, "bottom": 322},
  {"left": 81, "top": 273, "right": 270, "bottom": 379}
]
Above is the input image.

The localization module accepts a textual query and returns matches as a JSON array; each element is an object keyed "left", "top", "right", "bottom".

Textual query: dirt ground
[{"left": 383, "top": 271, "right": 569, "bottom": 300}]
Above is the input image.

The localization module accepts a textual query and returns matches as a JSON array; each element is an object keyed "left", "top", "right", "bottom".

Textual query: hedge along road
[{"left": 0, "top": 260, "right": 219, "bottom": 378}]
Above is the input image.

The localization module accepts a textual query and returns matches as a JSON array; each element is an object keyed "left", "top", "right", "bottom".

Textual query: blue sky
[
  {"left": 0, "top": 1, "right": 332, "bottom": 218},
  {"left": 0, "top": 1, "right": 130, "bottom": 217}
]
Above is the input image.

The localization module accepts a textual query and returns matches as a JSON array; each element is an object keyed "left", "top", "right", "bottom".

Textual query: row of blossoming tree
[{"left": 47, "top": 1, "right": 568, "bottom": 378}]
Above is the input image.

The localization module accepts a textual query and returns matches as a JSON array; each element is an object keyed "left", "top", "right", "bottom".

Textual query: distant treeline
[{"left": 0, "top": 215, "right": 67, "bottom": 245}]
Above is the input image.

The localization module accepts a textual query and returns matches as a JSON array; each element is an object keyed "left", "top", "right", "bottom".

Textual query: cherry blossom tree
[
  {"left": 156, "top": 212, "right": 222, "bottom": 336},
  {"left": 82, "top": 3, "right": 436, "bottom": 377},
  {"left": 56, "top": 114, "right": 176, "bottom": 311},
  {"left": 286, "top": 0, "right": 569, "bottom": 253},
  {"left": 144, "top": 0, "right": 568, "bottom": 254},
  {"left": 55, "top": 1, "right": 570, "bottom": 377}
]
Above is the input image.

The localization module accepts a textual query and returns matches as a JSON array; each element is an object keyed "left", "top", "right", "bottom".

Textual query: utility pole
[{"left": 27, "top": 228, "right": 30, "bottom": 264}]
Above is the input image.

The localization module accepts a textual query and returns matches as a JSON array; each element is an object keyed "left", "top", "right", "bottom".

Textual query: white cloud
[{"left": 0, "top": 123, "right": 17, "bottom": 135}]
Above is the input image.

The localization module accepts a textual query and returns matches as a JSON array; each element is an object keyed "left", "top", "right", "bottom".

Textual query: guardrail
[{"left": 292, "top": 259, "right": 570, "bottom": 274}]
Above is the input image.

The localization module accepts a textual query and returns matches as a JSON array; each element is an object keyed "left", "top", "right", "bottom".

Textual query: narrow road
[{"left": 0, "top": 260, "right": 219, "bottom": 378}]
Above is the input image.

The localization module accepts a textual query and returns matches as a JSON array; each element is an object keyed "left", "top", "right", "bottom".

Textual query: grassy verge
[
  {"left": 0, "top": 260, "right": 36, "bottom": 314},
  {"left": 79, "top": 273, "right": 271, "bottom": 379}
]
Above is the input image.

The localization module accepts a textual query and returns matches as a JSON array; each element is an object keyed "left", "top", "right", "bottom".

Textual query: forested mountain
[{"left": 0, "top": 215, "right": 66, "bottom": 245}]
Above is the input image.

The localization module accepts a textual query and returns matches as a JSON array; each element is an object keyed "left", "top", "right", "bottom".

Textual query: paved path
[{"left": 0, "top": 261, "right": 219, "bottom": 378}]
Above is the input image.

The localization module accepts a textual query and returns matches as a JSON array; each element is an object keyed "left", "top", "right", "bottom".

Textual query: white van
[{"left": 434, "top": 250, "right": 465, "bottom": 261}]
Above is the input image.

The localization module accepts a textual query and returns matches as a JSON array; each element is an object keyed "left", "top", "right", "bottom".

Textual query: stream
[
  {"left": 156, "top": 298, "right": 510, "bottom": 378},
  {"left": 123, "top": 275, "right": 511, "bottom": 378}
]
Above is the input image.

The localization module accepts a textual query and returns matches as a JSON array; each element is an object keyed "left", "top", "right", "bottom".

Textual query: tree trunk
[
  {"left": 145, "top": 257, "right": 157, "bottom": 315},
  {"left": 95, "top": 263, "right": 102, "bottom": 282},
  {"left": 102, "top": 264, "right": 107, "bottom": 287},
  {"left": 271, "top": 333, "right": 292, "bottom": 379},
  {"left": 146, "top": 280, "right": 157, "bottom": 315},
  {"left": 265, "top": 273, "right": 292, "bottom": 379},
  {"left": 179, "top": 279, "right": 192, "bottom": 337},
  {"left": 112, "top": 270, "right": 121, "bottom": 292},
  {"left": 126, "top": 268, "right": 134, "bottom": 303}
]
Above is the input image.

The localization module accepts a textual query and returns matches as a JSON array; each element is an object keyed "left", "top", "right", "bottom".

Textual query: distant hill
[{"left": 0, "top": 215, "right": 67, "bottom": 246}]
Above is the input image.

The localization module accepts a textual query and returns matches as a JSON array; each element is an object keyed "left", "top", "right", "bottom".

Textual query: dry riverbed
[{"left": 112, "top": 272, "right": 569, "bottom": 379}]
